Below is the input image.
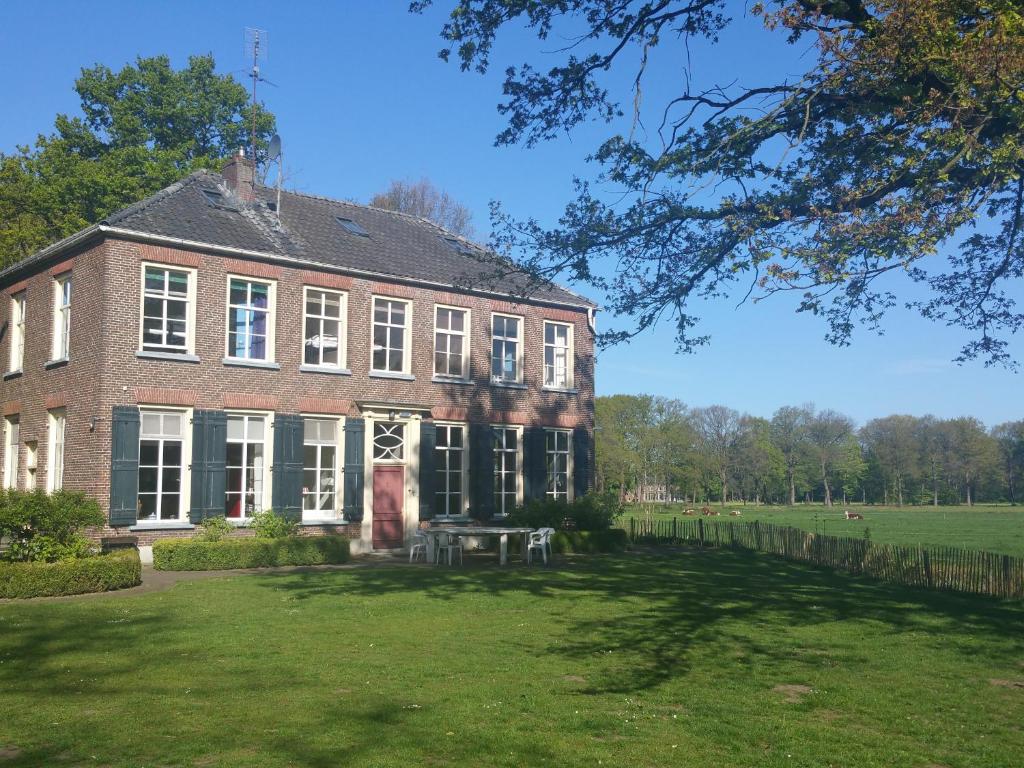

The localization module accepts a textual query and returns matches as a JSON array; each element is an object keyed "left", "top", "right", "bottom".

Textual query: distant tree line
[{"left": 596, "top": 395, "right": 1024, "bottom": 507}]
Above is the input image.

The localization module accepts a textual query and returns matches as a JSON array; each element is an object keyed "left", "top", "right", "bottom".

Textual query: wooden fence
[{"left": 627, "top": 516, "right": 1024, "bottom": 600}]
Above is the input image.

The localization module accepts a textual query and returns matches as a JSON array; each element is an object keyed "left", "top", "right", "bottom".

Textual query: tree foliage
[
  {"left": 416, "top": 0, "right": 1024, "bottom": 365},
  {"left": 370, "top": 178, "right": 475, "bottom": 237}
]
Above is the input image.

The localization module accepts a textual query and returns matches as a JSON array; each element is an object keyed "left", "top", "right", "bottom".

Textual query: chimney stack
[{"left": 222, "top": 148, "right": 256, "bottom": 202}]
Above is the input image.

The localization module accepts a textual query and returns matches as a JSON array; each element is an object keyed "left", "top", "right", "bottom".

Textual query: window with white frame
[
  {"left": 491, "top": 314, "right": 522, "bottom": 384},
  {"left": 434, "top": 423, "right": 465, "bottom": 517},
  {"left": 52, "top": 274, "right": 71, "bottom": 360},
  {"left": 545, "top": 430, "right": 571, "bottom": 501},
  {"left": 303, "top": 288, "right": 346, "bottom": 368},
  {"left": 434, "top": 306, "right": 469, "bottom": 379},
  {"left": 47, "top": 409, "right": 65, "bottom": 492},
  {"left": 24, "top": 442, "right": 37, "bottom": 491},
  {"left": 303, "top": 418, "right": 339, "bottom": 518},
  {"left": 493, "top": 426, "right": 521, "bottom": 516},
  {"left": 544, "top": 321, "right": 573, "bottom": 389},
  {"left": 8, "top": 292, "right": 25, "bottom": 372},
  {"left": 372, "top": 422, "right": 405, "bottom": 461},
  {"left": 371, "top": 297, "right": 409, "bottom": 373},
  {"left": 138, "top": 410, "right": 185, "bottom": 521},
  {"left": 225, "top": 414, "right": 267, "bottom": 518},
  {"left": 141, "top": 265, "right": 193, "bottom": 354},
  {"left": 3, "top": 416, "right": 19, "bottom": 490},
  {"left": 226, "top": 278, "right": 274, "bottom": 362}
]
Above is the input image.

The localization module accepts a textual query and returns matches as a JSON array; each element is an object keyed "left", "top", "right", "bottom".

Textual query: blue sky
[{"left": 2, "top": 1, "right": 1021, "bottom": 425}]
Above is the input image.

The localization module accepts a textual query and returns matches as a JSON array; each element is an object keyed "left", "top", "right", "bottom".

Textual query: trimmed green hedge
[
  {"left": 551, "top": 529, "right": 629, "bottom": 554},
  {"left": 153, "top": 536, "right": 351, "bottom": 571},
  {"left": 0, "top": 549, "right": 141, "bottom": 599}
]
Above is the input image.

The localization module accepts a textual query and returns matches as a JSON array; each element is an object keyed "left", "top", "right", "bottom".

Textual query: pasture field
[
  {"left": 1, "top": 553, "right": 1022, "bottom": 767},
  {"left": 624, "top": 503, "right": 1024, "bottom": 557}
]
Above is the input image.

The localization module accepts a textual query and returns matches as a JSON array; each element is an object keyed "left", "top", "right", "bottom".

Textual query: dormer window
[{"left": 337, "top": 217, "right": 369, "bottom": 237}]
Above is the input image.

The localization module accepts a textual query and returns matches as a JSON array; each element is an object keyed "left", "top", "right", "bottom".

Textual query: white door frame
[{"left": 357, "top": 408, "right": 422, "bottom": 553}]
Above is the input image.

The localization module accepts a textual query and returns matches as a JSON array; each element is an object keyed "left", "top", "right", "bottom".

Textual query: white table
[{"left": 423, "top": 526, "right": 534, "bottom": 566}]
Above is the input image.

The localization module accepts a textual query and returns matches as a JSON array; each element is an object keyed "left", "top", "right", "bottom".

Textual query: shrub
[
  {"left": 551, "top": 529, "right": 629, "bottom": 554},
  {"left": 249, "top": 510, "right": 299, "bottom": 539},
  {"left": 0, "top": 490, "right": 104, "bottom": 562},
  {"left": 196, "top": 515, "right": 234, "bottom": 542},
  {"left": 0, "top": 548, "right": 141, "bottom": 599},
  {"left": 506, "top": 491, "right": 624, "bottom": 532},
  {"left": 152, "top": 536, "right": 350, "bottom": 571}
]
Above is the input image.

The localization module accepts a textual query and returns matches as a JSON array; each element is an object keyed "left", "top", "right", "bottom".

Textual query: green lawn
[
  {"left": 1, "top": 553, "right": 1022, "bottom": 767},
  {"left": 625, "top": 503, "right": 1024, "bottom": 556}
]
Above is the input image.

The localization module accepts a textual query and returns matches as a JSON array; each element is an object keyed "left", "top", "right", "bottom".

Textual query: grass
[
  {"left": 1, "top": 553, "right": 1022, "bottom": 767},
  {"left": 624, "top": 503, "right": 1024, "bottom": 557}
]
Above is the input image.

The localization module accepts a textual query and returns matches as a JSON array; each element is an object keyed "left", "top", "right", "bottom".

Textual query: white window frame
[
  {"left": 224, "top": 276, "right": 277, "bottom": 363},
  {"left": 24, "top": 441, "right": 37, "bottom": 491},
  {"left": 545, "top": 429, "right": 573, "bottom": 502},
  {"left": 137, "top": 407, "right": 192, "bottom": 523},
  {"left": 51, "top": 274, "right": 71, "bottom": 361},
  {"left": 433, "top": 422, "right": 468, "bottom": 519},
  {"left": 370, "top": 296, "right": 412, "bottom": 375},
  {"left": 433, "top": 304, "right": 471, "bottom": 380},
  {"left": 302, "top": 287, "right": 348, "bottom": 370},
  {"left": 138, "top": 263, "right": 197, "bottom": 355},
  {"left": 301, "top": 414, "right": 344, "bottom": 521},
  {"left": 372, "top": 421, "right": 406, "bottom": 463},
  {"left": 224, "top": 410, "right": 273, "bottom": 519},
  {"left": 47, "top": 409, "right": 66, "bottom": 493},
  {"left": 492, "top": 424, "right": 524, "bottom": 517},
  {"left": 8, "top": 292, "right": 25, "bottom": 373},
  {"left": 543, "top": 321, "right": 574, "bottom": 389},
  {"left": 3, "top": 416, "right": 19, "bottom": 490},
  {"left": 490, "top": 313, "right": 524, "bottom": 385}
]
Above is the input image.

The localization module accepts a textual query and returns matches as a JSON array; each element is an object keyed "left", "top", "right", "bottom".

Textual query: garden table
[{"left": 424, "top": 526, "right": 534, "bottom": 566}]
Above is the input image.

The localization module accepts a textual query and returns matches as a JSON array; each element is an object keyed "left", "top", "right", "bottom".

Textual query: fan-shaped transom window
[{"left": 373, "top": 422, "right": 405, "bottom": 461}]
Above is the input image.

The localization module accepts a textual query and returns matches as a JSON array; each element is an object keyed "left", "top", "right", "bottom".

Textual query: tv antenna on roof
[{"left": 243, "top": 27, "right": 273, "bottom": 182}]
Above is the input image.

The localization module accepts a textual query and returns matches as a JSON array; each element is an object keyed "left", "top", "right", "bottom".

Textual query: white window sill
[
  {"left": 137, "top": 351, "right": 201, "bottom": 363},
  {"left": 301, "top": 519, "right": 350, "bottom": 526},
  {"left": 490, "top": 380, "right": 527, "bottom": 390},
  {"left": 300, "top": 365, "right": 352, "bottom": 376},
  {"left": 432, "top": 375, "right": 474, "bottom": 385},
  {"left": 542, "top": 386, "right": 578, "bottom": 394},
  {"left": 431, "top": 516, "right": 471, "bottom": 523},
  {"left": 222, "top": 358, "right": 281, "bottom": 370},
  {"left": 226, "top": 519, "right": 251, "bottom": 527},
  {"left": 44, "top": 357, "right": 69, "bottom": 370},
  {"left": 129, "top": 522, "right": 195, "bottom": 531},
  {"left": 3, "top": 370, "right": 22, "bottom": 380},
  {"left": 369, "top": 371, "right": 415, "bottom": 381}
]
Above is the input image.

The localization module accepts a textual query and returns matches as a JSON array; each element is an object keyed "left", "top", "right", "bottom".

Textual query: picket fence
[{"left": 628, "top": 516, "right": 1024, "bottom": 600}]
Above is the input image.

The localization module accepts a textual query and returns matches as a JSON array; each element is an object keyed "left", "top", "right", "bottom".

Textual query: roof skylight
[
  {"left": 440, "top": 236, "right": 474, "bottom": 256},
  {"left": 201, "top": 189, "right": 239, "bottom": 211},
  {"left": 336, "top": 217, "right": 370, "bottom": 237}
]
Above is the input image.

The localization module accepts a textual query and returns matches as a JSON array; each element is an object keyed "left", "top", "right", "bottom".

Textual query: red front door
[{"left": 372, "top": 465, "right": 405, "bottom": 549}]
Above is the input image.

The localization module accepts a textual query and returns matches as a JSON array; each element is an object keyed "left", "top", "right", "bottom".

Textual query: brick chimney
[{"left": 222, "top": 149, "right": 256, "bottom": 202}]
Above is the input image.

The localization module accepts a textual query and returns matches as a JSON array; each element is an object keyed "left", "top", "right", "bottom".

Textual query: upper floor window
[
  {"left": 226, "top": 277, "right": 275, "bottom": 362},
  {"left": 434, "top": 423, "right": 466, "bottom": 517},
  {"left": 3, "top": 416, "right": 19, "bottom": 490},
  {"left": 544, "top": 321, "right": 573, "bottom": 389},
  {"left": 225, "top": 413, "right": 268, "bottom": 518},
  {"left": 141, "top": 265, "right": 194, "bottom": 354},
  {"left": 371, "top": 297, "right": 409, "bottom": 374},
  {"left": 303, "top": 288, "right": 347, "bottom": 369},
  {"left": 138, "top": 410, "right": 185, "bottom": 521},
  {"left": 491, "top": 314, "right": 523, "bottom": 384},
  {"left": 434, "top": 306, "right": 469, "bottom": 379},
  {"left": 51, "top": 275, "right": 71, "bottom": 361},
  {"left": 545, "top": 430, "right": 572, "bottom": 501},
  {"left": 47, "top": 409, "right": 66, "bottom": 492},
  {"left": 303, "top": 417, "right": 340, "bottom": 518},
  {"left": 8, "top": 292, "right": 25, "bottom": 373}
]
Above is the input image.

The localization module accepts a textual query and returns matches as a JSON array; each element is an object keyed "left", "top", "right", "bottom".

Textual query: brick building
[{"left": 0, "top": 155, "right": 595, "bottom": 556}]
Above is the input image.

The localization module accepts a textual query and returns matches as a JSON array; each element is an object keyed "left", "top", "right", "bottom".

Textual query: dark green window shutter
[
  {"left": 109, "top": 406, "right": 140, "bottom": 527},
  {"left": 272, "top": 413, "right": 304, "bottom": 521},
  {"left": 418, "top": 421, "right": 436, "bottom": 520},
  {"left": 573, "top": 426, "right": 592, "bottom": 499},
  {"left": 523, "top": 426, "right": 547, "bottom": 501},
  {"left": 469, "top": 423, "right": 495, "bottom": 521},
  {"left": 343, "top": 418, "right": 365, "bottom": 522},
  {"left": 189, "top": 411, "right": 207, "bottom": 523},
  {"left": 190, "top": 410, "right": 227, "bottom": 522}
]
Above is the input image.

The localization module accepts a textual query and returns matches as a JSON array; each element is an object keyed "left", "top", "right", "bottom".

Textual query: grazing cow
[
  {"left": 682, "top": 508, "right": 696, "bottom": 516},
  {"left": 844, "top": 510, "right": 865, "bottom": 520},
  {"left": 702, "top": 507, "right": 720, "bottom": 517},
  {"left": 730, "top": 510, "right": 742, "bottom": 517}
]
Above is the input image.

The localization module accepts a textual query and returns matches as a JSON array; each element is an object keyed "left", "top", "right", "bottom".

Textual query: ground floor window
[
  {"left": 48, "top": 409, "right": 65, "bottom": 492},
  {"left": 493, "top": 426, "right": 521, "bottom": 516},
  {"left": 226, "top": 414, "right": 266, "bottom": 518},
  {"left": 138, "top": 410, "right": 185, "bottom": 521},
  {"left": 3, "top": 416, "right": 19, "bottom": 490},
  {"left": 303, "top": 418, "right": 339, "bottom": 518},
  {"left": 546, "top": 430, "right": 571, "bottom": 501},
  {"left": 434, "top": 423, "right": 465, "bottom": 517}
]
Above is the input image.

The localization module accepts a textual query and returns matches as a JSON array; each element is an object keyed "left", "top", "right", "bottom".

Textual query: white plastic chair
[
  {"left": 409, "top": 531, "right": 429, "bottom": 563},
  {"left": 527, "top": 527, "right": 555, "bottom": 565},
  {"left": 435, "top": 533, "right": 464, "bottom": 566}
]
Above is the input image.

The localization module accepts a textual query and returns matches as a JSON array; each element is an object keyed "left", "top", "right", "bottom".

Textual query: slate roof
[{"left": 91, "top": 170, "right": 594, "bottom": 308}]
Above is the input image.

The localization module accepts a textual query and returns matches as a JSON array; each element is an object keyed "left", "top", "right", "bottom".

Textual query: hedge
[
  {"left": 153, "top": 536, "right": 351, "bottom": 571},
  {"left": 551, "top": 529, "right": 629, "bottom": 554},
  {"left": 0, "top": 549, "right": 142, "bottom": 599}
]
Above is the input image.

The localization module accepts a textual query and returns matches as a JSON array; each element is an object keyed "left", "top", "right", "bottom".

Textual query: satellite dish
[{"left": 268, "top": 134, "right": 282, "bottom": 162}]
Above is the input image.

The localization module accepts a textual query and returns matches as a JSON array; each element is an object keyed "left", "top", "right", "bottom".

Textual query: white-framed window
[
  {"left": 47, "top": 409, "right": 66, "bottom": 492},
  {"left": 8, "top": 292, "right": 25, "bottom": 373},
  {"left": 138, "top": 410, "right": 187, "bottom": 521},
  {"left": 434, "top": 305, "right": 469, "bottom": 379},
  {"left": 225, "top": 413, "right": 269, "bottom": 518},
  {"left": 225, "top": 277, "right": 275, "bottom": 362},
  {"left": 3, "top": 416, "right": 19, "bottom": 490},
  {"left": 491, "top": 313, "right": 523, "bottom": 384},
  {"left": 303, "top": 417, "right": 341, "bottom": 519},
  {"left": 493, "top": 425, "right": 523, "bottom": 516},
  {"left": 303, "top": 287, "right": 347, "bottom": 369},
  {"left": 372, "top": 422, "right": 405, "bottom": 462},
  {"left": 51, "top": 274, "right": 71, "bottom": 361},
  {"left": 545, "top": 429, "right": 572, "bottom": 501},
  {"left": 24, "top": 441, "right": 37, "bottom": 491},
  {"left": 434, "top": 423, "right": 466, "bottom": 517},
  {"left": 371, "top": 297, "right": 410, "bottom": 374},
  {"left": 544, "top": 321, "right": 574, "bottom": 389},
  {"left": 140, "top": 264, "right": 195, "bottom": 354}
]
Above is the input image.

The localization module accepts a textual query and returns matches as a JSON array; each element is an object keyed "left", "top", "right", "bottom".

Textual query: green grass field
[
  {"left": 1, "top": 553, "right": 1022, "bottom": 767},
  {"left": 624, "top": 504, "right": 1024, "bottom": 557}
]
